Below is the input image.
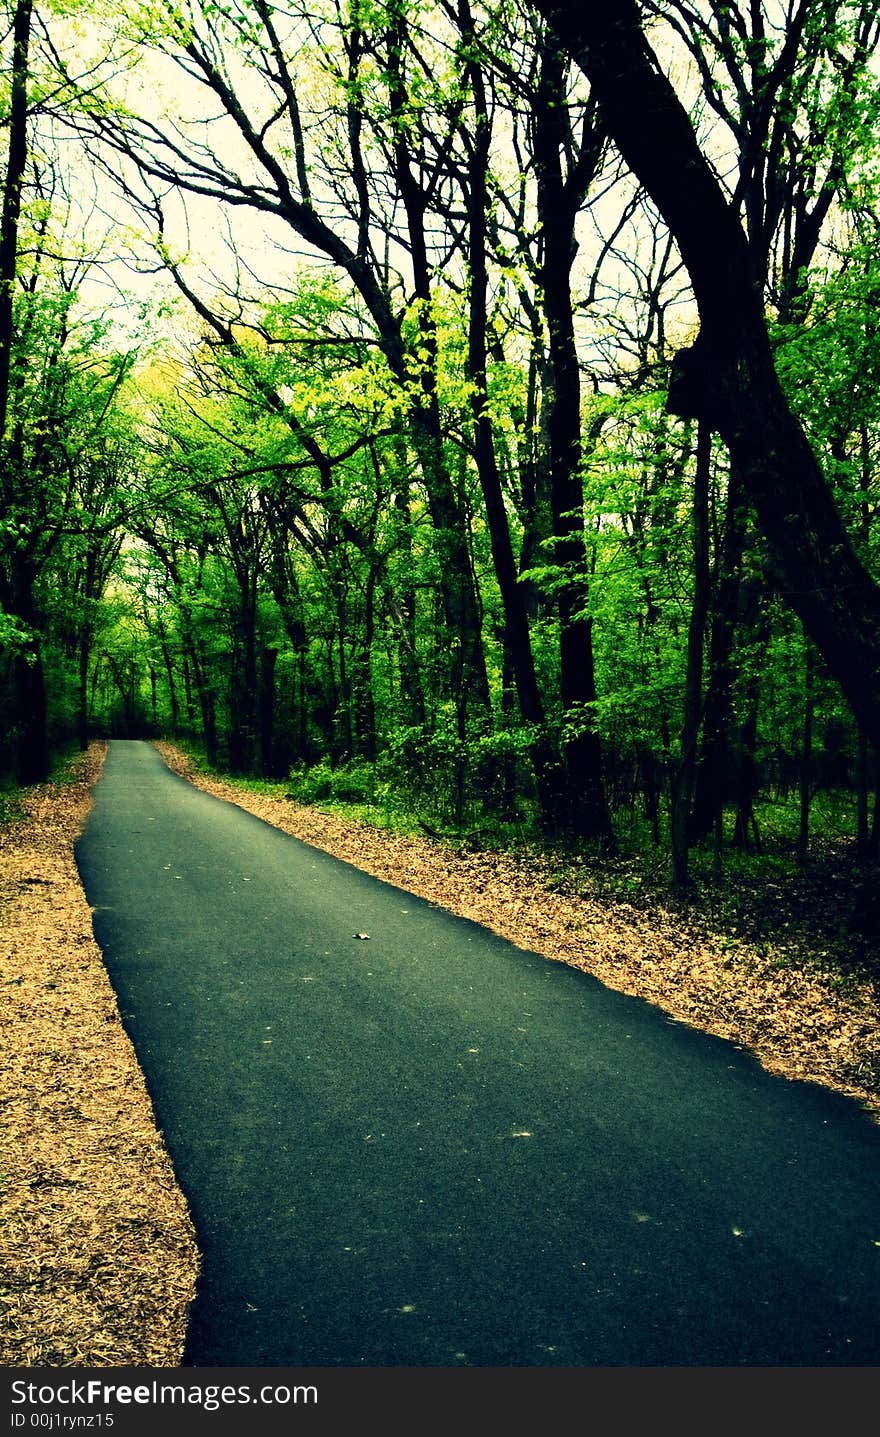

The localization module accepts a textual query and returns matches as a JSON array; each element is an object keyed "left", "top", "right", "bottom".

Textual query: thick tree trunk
[
  {"left": 0, "top": 1, "right": 46, "bottom": 786},
  {"left": 534, "top": 0, "right": 880, "bottom": 754}
]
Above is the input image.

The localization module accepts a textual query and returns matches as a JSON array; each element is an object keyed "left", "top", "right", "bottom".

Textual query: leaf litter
[{"left": 0, "top": 744, "right": 199, "bottom": 1367}]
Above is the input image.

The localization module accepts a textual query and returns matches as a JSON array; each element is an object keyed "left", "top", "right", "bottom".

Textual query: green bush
[{"left": 286, "top": 758, "right": 377, "bottom": 805}]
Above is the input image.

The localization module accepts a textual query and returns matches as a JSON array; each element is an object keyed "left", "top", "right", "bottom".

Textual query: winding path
[{"left": 75, "top": 740, "right": 880, "bottom": 1366}]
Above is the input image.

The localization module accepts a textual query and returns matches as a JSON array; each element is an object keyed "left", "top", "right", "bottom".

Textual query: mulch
[{"left": 0, "top": 744, "right": 199, "bottom": 1367}]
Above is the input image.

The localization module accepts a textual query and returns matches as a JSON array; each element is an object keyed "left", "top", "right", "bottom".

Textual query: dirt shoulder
[
  {"left": 155, "top": 742, "right": 880, "bottom": 1121},
  {"left": 0, "top": 744, "right": 198, "bottom": 1367}
]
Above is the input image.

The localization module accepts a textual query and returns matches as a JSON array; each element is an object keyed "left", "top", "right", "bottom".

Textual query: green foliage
[{"left": 286, "top": 758, "right": 378, "bottom": 806}]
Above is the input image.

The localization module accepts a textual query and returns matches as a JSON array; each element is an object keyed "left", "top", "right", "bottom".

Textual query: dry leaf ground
[
  {"left": 0, "top": 744, "right": 198, "bottom": 1367},
  {"left": 2, "top": 739, "right": 878, "bottom": 1369}
]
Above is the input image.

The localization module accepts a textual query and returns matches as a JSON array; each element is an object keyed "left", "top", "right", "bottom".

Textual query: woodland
[{"left": 2, "top": 0, "right": 880, "bottom": 904}]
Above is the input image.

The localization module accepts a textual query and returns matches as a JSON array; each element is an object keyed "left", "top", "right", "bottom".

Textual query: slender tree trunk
[
  {"left": 228, "top": 578, "right": 259, "bottom": 774},
  {"left": 460, "top": 25, "right": 559, "bottom": 829},
  {"left": 690, "top": 462, "right": 749, "bottom": 841},
  {"left": 392, "top": 472, "right": 426, "bottom": 728},
  {"left": 732, "top": 682, "right": 764, "bottom": 852},
  {"left": 358, "top": 571, "right": 376, "bottom": 760},
  {"left": 157, "top": 621, "right": 180, "bottom": 734},
  {"left": 856, "top": 731, "right": 870, "bottom": 855},
  {"left": 670, "top": 419, "right": 711, "bottom": 889},
  {"left": 384, "top": 8, "right": 490, "bottom": 732},
  {"left": 77, "top": 628, "right": 92, "bottom": 752},
  {"left": 534, "top": 40, "right": 612, "bottom": 841},
  {"left": 0, "top": 0, "right": 33, "bottom": 443},
  {"left": 797, "top": 645, "right": 814, "bottom": 864},
  {"left": 258, "top": 645, "right": 278, "bottom": 777},
  {"left": 182, "top": 635, "right": 217, "bottom": 766}
]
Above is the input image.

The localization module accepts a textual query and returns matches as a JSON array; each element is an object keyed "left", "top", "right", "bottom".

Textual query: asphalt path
[{"left": 75, "top": 740, "right": 880, "bottom": 1367}]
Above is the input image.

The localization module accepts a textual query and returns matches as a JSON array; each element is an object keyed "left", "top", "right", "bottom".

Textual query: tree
[{"left": 533, "top": 0, "right": 880, "bottom": 757}]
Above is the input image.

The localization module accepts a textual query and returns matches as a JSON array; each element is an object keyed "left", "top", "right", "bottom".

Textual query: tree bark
[
  {"left": 0, "top": 0, "right": 33, "bottom": 443},
  {"left": 459, "top": 16, "right": 562, "bottom": 828},
  {"left": 533, "top": 37, "right": 612, "bottom": 840},
  {"left": 689, "top": 461, "right": 749, "bottom": 842},
  {"left": 670, "top": 419, "right": 711, "bottom": 889}
]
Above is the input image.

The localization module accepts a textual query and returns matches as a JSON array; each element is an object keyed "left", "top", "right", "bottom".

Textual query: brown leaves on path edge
[
  {"left": 153, "top": 742, "right": 880, "bottom": 1122},
  {"left": 0, "top": 743, "right": 199, "bottom": 1368}
]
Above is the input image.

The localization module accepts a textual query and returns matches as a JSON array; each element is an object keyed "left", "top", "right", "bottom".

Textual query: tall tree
[{"left": 533, "top": 0, "right": 880, "bottom": 757}]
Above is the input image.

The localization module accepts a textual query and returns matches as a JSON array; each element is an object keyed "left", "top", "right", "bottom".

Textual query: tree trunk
[
  {"left": 228, "top": 580, "right": 259, "bottom": 774},
  {"left": 259, "top": 645, "right": 278, "bottom": 778},
  {"left": 670, "top": 419, "right": 711, "bottom": 889},
  {"left": 534, "top": 39, "right": 612, "bottom": 841},
  {"left": 77, "top": 628, "right": 92, "bottom": 752},
  {"left": 797, "top": 645, "right": 814, "bottom": 864},
  {"left": 0, "top": 0, "right": 33, "bottom": 443},
  {"left": 689, "top": 462, "right": 749, "bottom": 842},
  {"left": 461, "top": 28, "right": 560, "bottom": 829},
  {"left": 157, "top": 620, "right": 180, "bottom": 734}
]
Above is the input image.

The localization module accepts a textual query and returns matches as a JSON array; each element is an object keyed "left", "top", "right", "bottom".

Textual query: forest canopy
[{"left": 2, "top": 0, "right": 879, "bottom": 887}]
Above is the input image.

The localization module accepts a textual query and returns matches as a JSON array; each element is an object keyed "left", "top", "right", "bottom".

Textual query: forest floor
[
  {"left": 0, "top": 743, "right": 199, "bottom": 1368},
  {"left": 1, "top": 738, "right": 878, "bottom": 1367}
]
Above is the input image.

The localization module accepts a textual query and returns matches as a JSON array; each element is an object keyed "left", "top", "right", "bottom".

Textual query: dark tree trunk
[
  {"left": 729, "top": 589, "right": 768, "bottom": 852},
  {"left": 857, "top": 730, "right": 871, "bottom": 855},
  {"left": 0, "top": 0, "right": 33, "bottom": 443},
  {"left": 13, "top": 642, "right": 48, "bottom": 784},
  {"left": 797, "top": 645, "right": 814, "bottom": 864},
  {"left": 392, "top": 471, "right": 426, "bottom": 728},
  {"left": 384, "top": 6, "right": 490, "bottom": 729},
  {"left": 4, "top": 552, "right": 49, "bottom": 784},
  {"left": 533, "top": 38, "right": 612, "bottom": 841},
  {"left": 228, "top": 581, "right": 259, "bottom": 774},
  {"left": 183, "top": 637, "right": 217, "bottom": 766},
  {"left": 77, "top": 628, "right": 92, "bottom": 752},
  {"left": 689, "top": 462, "right": 749, "bottom": 842},
  {"left": 460, "top": 21, "right": 560, "bottom": 829},
  {"left": 258, "top": 645, "right": 278, "bottom": 778},
  {"left": 670, "top": 419, "right": 712, "bottom": 889},
  {"left": 354, "top": 571, "right": 377, "bottom": 761},
  {"left": 157, "top": 621, "right": 180, "bottom": 734},
  {"left": 0, "top": 1, "right": 46, "bottom": 786}
]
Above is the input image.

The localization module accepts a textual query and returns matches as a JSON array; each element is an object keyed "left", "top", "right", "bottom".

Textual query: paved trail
[{"left": 75, "top": 741, "right": 880, "bottom": 1366}]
